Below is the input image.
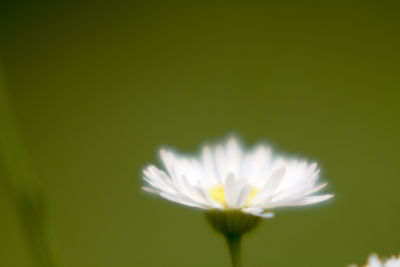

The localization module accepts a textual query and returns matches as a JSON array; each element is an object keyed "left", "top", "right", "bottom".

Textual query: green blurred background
[{"left": 0, "top": 1, "right": 399, "bottom": 266}]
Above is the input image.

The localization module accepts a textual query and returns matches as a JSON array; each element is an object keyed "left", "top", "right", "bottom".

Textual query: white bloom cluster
[
  {"left": 349, "top": 254, "right": 400, "bottom": 267},
  {"left": 143, "top": 137, "right": 332, "bottom": 218}
]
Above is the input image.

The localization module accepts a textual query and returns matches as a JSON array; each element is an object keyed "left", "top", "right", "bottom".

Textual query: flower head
[
  {"left": 142, "top": 137, "right": 333, "bottom": 218},
  {"left": 349, "top": 254, "right": 400, "bottom": 267}
]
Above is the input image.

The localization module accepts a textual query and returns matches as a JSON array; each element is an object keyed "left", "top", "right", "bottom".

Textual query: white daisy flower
[
  {"left": 142, "top": 136, "right": 333, "bottom": 218},
  {"left": 349, "top": 254, "right": 400, "bottom": 267}
]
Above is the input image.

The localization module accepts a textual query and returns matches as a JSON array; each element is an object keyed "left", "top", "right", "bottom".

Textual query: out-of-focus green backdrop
[{"left": 0, "top": 1, "right": 399, "bottom": 266}]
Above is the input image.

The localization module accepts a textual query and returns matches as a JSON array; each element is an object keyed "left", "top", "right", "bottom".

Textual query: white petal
[
  {"left": 216, "top": 145, "right": 228, "bottom": 182},
  {"left": 307, "top": 162, "right": 318, "bottom": 174},
  {"left": 142, "top": 187, "right": 160, "bottom": 194},
  {"left": 264, "top": 194, "right": 334, "bottom": 208},
  {"left": 224, "top": 173, "right": 237, "bottom": 207},
  {"left": 250, "top": 167, "right": 285, "bottom": 206},
  {"left": 244, "top": 208, "right": 275, "bottom": 218},
  {"left": 306, "top": 183, "right": 328, "bottom": 195},
  {"left": 258, "top": 212, "right": 275, "bottom": 218},
  {"left": 300, "top": 194, "right": 334, "bottom": 205},
  {"left": 159, "top": 149, "right": 175, "bottom": 175},
  {"left": 159, "top": 192, "right": 205, "bottom": 209},
  {"left": 226, "top": 137, "right": 241, "bottom": 177},
  {"left": 201, "top": 145, "right": 218, "bottom": 184},
  {"left": 143, "top": 177, "right": 176, "bottom": 195},
  {"left": 235, "top": 184, "right": 251, "bottom": 208},
  {"left": 193, "top": 186, "right": 222, "bottom": 209},
  {"left": 367, "top": 254, "right": 382, "bottom": 267},
  {"left": 241, "top": 145, "right": 272, "bottom": 185}
]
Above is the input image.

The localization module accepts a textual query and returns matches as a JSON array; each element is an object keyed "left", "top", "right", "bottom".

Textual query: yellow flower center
[{"left": 208, "top": 184, "right": 259, "bottom": 207}]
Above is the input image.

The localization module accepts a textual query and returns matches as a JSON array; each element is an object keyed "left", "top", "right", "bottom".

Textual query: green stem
[
  {"left": 205, "top": 211, "right": 260, "bottom": 267},
  {"left": 0, "top": 64, "right": 60, "bottom": 267},
  {"left": 225, "top": 234, "right": 242, "bottom": 267}
]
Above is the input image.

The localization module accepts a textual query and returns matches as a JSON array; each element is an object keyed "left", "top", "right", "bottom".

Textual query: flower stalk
[
  {"left": 0, "top": 65, "right": 60, "bottom": 267},
  {"left": 206, "top": 210, "right": 261, "bottom": 267},
  {"left": 225, "top": 233, "right": 242, "bottom": 267}
]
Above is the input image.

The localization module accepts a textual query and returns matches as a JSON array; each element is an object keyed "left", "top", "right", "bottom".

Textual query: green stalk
[
  {"left": 0, "top": 65, "right": 60, "bottom": 267},
  {"left": 205, "top": 210, "right": 261, "bottom": 267},
  {"left": 225, "top": 234, "right": 242, "bottom": 267}
]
